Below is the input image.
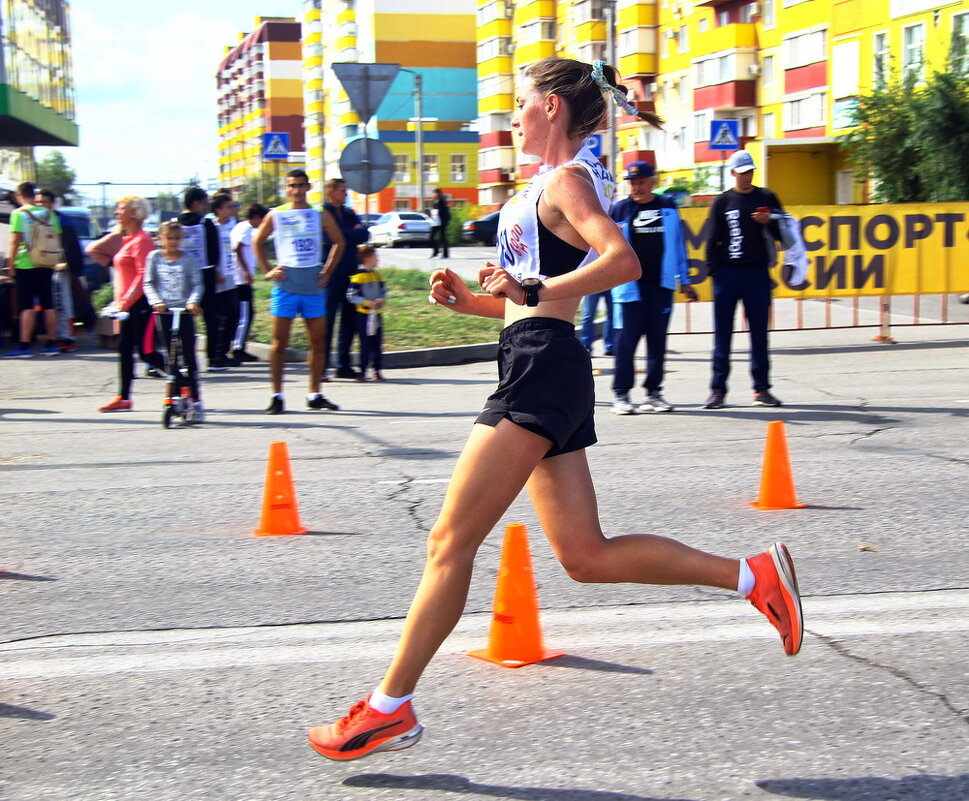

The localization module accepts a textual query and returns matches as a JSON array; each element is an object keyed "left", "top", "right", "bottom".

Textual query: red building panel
[
  {"left": 267, "top": 116, "right": 304, "bottom": 151},
  {"left": 785, "top": 62, "right": 828, "bottom": 94},
  {"left": 693, "top": 81, "right": 757, "bottom": 111},
  {"left": 519, "top": 163, "right": 541, "bottom": 179},
  {"left": 785, "top": 125, "right": 826, "bottom": 138},
  {"left": 479, "top": 168, "right": 511, "bottom": 184},
  {"left": 621, "top": 150, "right": 656, "bottom": 169},
  {"left": 480, "top": 130, "right": 513, "bottom": 148}
]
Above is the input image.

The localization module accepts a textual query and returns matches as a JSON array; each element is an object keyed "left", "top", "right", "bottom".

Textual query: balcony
[
  {"left": 694, "top": 80, "right": 757, "bottom": 111},
  {"left": 694, "top": 22, "right": 757, "bottom": 55}
]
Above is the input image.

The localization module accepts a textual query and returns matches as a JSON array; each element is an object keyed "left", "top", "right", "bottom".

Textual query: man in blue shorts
[{"left": 252, "top": 170, "right": 346, "bottom": 414}]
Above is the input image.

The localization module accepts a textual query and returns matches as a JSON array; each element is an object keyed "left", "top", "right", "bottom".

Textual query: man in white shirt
[{"left": 230, "top": 203, "right": 268, "bottom": 362}]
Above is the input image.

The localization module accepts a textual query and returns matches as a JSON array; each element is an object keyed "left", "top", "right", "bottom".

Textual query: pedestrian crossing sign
[
  {"left": 709, "top": 120, "right": 740, "bottom": 150},
  {"left": 262, "top": 132, "right": 290, "bottom": 160}
]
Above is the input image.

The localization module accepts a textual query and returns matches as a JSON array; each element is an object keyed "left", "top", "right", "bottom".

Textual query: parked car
[
  {"left": 368, "top": 211, "right": 433, "bottom": 247},
  {"left": 358, "top": 212, "right": 383, "bottom": 228},
  {"left": 461, "top": 210, "right": 501, "bottom": 246}
]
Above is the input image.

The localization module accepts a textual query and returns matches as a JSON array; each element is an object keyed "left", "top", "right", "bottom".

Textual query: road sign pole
[{"left": 721, "top": 151, "right": 726, "bottom": 193}]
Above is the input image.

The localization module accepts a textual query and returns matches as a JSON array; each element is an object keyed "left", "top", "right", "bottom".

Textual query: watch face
[{"left": 522, "top": 278, "right": 542, "bottom": 287}]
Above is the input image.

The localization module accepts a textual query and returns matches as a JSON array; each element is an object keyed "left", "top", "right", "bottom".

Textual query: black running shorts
[
  {"left": 476, "top": 317, "right": 596, "bottom": 458},
  {"left": 14, "top": 267, "right": 54, "bottom": 312}
]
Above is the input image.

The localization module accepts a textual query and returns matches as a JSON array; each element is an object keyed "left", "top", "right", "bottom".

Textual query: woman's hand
[
  {"left": 479, "top": 263, "right": 526, "bottom": 305},
  {"left": 187, "top": 302, "right": 201, "bottom": 316},
  {"left": 153, "top": 303, "right": 168, "bottom": 313},
  {"left": 428, "top": 267, "right": 474, "bottom": 312}
]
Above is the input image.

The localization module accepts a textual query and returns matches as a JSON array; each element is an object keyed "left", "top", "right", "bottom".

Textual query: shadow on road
[
  {"left": 757, "top": 773, "right": 969, "bottom": 800},
  {"left": 0, "top": 703, "right": 56, "bottom": 721},
  {"left": 344, "top": 773, "right": 697, "bottom": 801},
  {"left": 536, "top": 654, "right": 654, "bottom": 676}
]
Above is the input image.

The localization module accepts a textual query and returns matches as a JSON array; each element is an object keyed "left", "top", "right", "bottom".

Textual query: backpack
[{"left": 22, "top": 208, "right": 64, "bottom": 268}]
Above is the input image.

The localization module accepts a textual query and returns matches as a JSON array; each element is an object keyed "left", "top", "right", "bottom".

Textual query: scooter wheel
[{"left": 163, "top": 406, "right": 175, "bottom": 429}]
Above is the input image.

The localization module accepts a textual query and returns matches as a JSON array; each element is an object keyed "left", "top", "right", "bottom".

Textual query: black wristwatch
[{"left": 521, "top": 277, "right": 544, "bottom": 307}]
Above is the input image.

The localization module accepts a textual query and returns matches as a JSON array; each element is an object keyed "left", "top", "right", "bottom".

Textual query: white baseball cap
[{"left": 726, "top": 150, "right": 756, "bottom": 173}]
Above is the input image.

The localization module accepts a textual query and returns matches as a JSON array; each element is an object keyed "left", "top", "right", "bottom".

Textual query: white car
[{"left": 368, "top": 211, "right": 433, "bottom": 247}]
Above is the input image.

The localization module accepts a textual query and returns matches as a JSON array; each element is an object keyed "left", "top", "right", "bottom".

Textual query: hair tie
[{"left": 591, "top": 60, "right": 639, "bottom": 117}]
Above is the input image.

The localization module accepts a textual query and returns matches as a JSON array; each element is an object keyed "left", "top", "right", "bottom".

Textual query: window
[
  {"left": 784, "top": 92, "right": 825, "bottom": 129},
  {"left": 477, "top": 74, "right": 514, "bottom": 98},
  {"left": 520, "top": 19, "right": 556, "bottom": 43},
  {"left": 718, "top": 10, "right": 729, "bottom": 27},
  {"left": 903, "top": 23, "right": 925, "bottom": 82},
  {"left": 679, "top": 25, "right": 689, "bottom": 51},
  {"left": 954, "top": 13, "right": 969, "bottom": 74},
  {"left": 450, "top": 154, "right": 466, "bottom": 182},
  {"left": 785, "top": 29, "right": 826, "bottom": 68},
  {"left": 763, "top": 54, "right": 775, "bottom": 85},
  {"left": 694, "top": 111, "right": 711, "bottom": 141},
  {"left": 740, "top": 4, "right": 756, "bottom": 24},
  {"left": 393, "top": 154, "right": 409, "bottom": 183},
  {"left": 698, "top": 18, "right": 709, "bottom": 33},
  {"left": 763, "top": 112, "right": 776, "bottom": 138},
  {"left": 423, "top": 154, "right": 439, "bottom": 183},
  {"left": 477, "top": 0, "right": 510, "bottom": 25},
  {"left": 678, "top": 76, "right": 688, "bottom": 102},
  {"left": 478, "top": 37, "right": 512, "bottom": 61},
  {"left": 574, "top": 0, "right": 606, "bottom": 24},
  {"left": 873, "top": 31, "right": 889, "bottom": 87},
  {"left": 763, "top": 0, "right": 776, "bottom": 29}
]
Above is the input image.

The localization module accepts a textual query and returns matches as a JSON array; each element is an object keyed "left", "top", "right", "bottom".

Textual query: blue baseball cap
[
  {"left": 726, "top": 150, "right": 756, "bottom": 173},
  {"left": 624, "top": 161, "right": 656, "bottom": 180}
]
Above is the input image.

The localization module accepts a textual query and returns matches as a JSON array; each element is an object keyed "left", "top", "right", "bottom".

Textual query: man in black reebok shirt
[{"left": 703, "top": 150, "right": 784, "bottom": 409}]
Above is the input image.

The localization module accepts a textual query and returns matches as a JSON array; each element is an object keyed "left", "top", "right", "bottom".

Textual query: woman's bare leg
[
  {"left": 526, "top": 449, "right": 739, "bottom": 589},
  {"left": 379, "top": 419, "right": 554, "bottom": 697}
]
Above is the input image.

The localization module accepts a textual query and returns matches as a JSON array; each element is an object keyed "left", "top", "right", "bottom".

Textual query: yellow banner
[{"left": 678, "top": 203, "right": 969, "bottom": 300}]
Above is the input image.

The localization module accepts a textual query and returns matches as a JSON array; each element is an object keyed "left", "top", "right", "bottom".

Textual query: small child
[
  {"left": 142, "top": 221, "right": 205, "bottom": 418},
  {"left": 346, "top": 244, "right": 387, "bottom": 381}
]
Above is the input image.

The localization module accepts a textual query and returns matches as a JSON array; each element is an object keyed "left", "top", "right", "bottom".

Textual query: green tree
[
  {"left": 36, "top": 150, "right": 78, "bottom": 204},
  {"left": 239, "top": 168, "right": 280, "bottom": 207},
  {"left": 840, "top": 42, "right": 969, "bottom": 202}
]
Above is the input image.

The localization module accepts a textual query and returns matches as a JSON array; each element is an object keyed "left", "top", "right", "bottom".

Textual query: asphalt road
[{"left": 1, "top": 313, "right": 968, "bottom": 801}]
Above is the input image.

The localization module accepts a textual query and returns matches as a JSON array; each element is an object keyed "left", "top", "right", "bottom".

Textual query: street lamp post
[
  {"left": 401, "top": 68, "right": 424, "bottom": 211},
  {"left": 606, "top": 1, "right": 618, "bottom": 178}
]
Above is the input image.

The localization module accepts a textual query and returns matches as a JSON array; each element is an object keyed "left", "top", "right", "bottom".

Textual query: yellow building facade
[
  {"left": 303, "top": 0, "right": 480, "bottom": 211},
  {"left": 216, "top": 17, "right": 305, "bottom": 197},
  {"left": 475, "top": 0, "right": 969, "bottom": 207}
]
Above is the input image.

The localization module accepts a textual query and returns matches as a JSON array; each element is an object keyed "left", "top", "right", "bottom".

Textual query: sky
[{"left": 38, "top": 0, "right": 301, "bottom": 206}]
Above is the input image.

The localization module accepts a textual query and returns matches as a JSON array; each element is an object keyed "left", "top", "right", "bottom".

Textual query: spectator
[
  {"left": 577, "top": 290, "right": 613, "bottom": 357},
  {"left": 346, "top": 244, "right": 387, "bottom": 381},
  {"left": 230, "top": 203, "right": 268, "bottom": 362},
  {"left": 703, "top": 150, "right": 785, "bottom": 409},
  {"left": 252, "top": 169, "right": 345, "bottom": 414},
  {"left": 176, "top": 188, "right": 222, "bottom": 371},
  {"left": 321, "top": 178, "right": 370, "bottom": 380},
  {"left": 97, "top": 195, "right": 166, "bottom": 412},
  {"left": 37, "top": 188, "right": 85, "bottom": 353},
  {"left": 208, "top": 194, "right": 239, "bottom": 369},
  {"left": 142, "top": 221, "right": 204, "bottom": 419},
  {"left": 608, "top": 162, "right": 696, "bottom": 414},
  {"left": 3, "top": 182, "right": 62, "bottom": 358},
  {"left": 429, "top": 188, "right": 450, "bottom": 258}
]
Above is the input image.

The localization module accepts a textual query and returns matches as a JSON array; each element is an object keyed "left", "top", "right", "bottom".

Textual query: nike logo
[{"left": 341, "top": 720, "right": 403, "bottom": 751}]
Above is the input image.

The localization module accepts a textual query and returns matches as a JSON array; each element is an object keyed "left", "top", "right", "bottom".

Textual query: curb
[{"left": 244, "top": 340, "right": 498, "bottom": 368}]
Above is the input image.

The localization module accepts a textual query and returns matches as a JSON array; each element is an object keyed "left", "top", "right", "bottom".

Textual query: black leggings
[
  {"left": 118, "top": 296, "right": 163, "bottom": 400},
  {"left": 156, "top": 311, "right": 200, "bottom": 401}
]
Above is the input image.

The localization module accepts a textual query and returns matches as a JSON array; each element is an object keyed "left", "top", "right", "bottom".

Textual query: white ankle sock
[
  {"left": 307, "top": 392, "right": 321, "bottom": 401},
  {"left": 368, "top": 687, "right": 414, "bottom": 715},
  {"left": 737, "top": 558, "right": 756, "bottom": 597}
]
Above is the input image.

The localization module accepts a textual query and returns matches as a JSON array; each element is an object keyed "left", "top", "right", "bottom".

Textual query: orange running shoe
[
  {"left": 746, "top": 542, "right": 803, "bottom": 656},
  {"left": 98, "top": 396, "right": 132, "bottom": 413},
  {"left": 308, "top": 695, "right": 423, "bottom": 761}
]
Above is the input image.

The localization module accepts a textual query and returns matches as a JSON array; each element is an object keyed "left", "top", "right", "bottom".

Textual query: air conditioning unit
[
  {"left": 500, "top": 0, "right": 513, "bottom": 19},
  {"left": 664, "top": 29, "right": 678, "bottom": 40},
  {"left": 648, "top": 82, "right": 659, "bottom": 95},
  {"left": 500, "top": 39, "right": 514, "bottom": 56},
  {"left": 748, "top": 63, "right": 762, "bottom": 76},
  {"left": 748, "top": 2, "right": 762, "bottom": 16}
]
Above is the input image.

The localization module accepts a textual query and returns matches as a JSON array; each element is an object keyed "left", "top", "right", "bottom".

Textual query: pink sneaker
[{"left": 746, "top": 542, "right": 803, "bottom": 655}]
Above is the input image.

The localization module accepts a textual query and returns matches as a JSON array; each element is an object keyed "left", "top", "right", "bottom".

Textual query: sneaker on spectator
[
  {"left": 753, "top": 390, "right": 782, "bottom": 407},
  {"left": 232, "top": 349, "right": 259, "bottom": 362},
  {"left": 335, "top": 366, "right": 362, "bottom": 380},
  {"left": 192, "top": 401, "right": 205, "bottom": 423},
  {"left": 611, "top": 396, "right": 635, "bottom": 415},
  {"left": 702, "top": 391, "right": 726, "bottom": 409},
  {"left": 639, "top": 392, "right": 674, "bottom": 413},
  {"left": 265, "top": 396, "right": 284, "bottom": 415},
  {"left": 57, "top": 339, "right": 77, "bottom": 353},
  {"left": 145, "top": 365, "right": 170, "bottom": 379},
  {"left": 40, "top": 343, "right": 60, "bottom": 356},
  {"left": 208, "top": 358, "right": 230, "bottom": 373},
  {"left": 99, "top": 396, "right": 132, "bottom": 412},
  {"left": 3, "top": 344, "right": 33, "bottom": 358},
  {"left": 307, "top": 394, "right": 339, "bottom": 411}
]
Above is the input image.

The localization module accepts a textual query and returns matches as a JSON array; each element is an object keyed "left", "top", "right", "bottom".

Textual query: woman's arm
[
  {"left": 429, "top": 267, "right": 506, "bottom": 319},
  {"left": 86, "top": 229, "right": 124, "bottom": 267}
]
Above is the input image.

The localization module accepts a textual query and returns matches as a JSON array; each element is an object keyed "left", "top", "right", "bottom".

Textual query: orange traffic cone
[
  {"left": 254, "top": 441, "right": 307, "bottom": 536},
  {"left": 469, "top": 523, "right": 564, "bottom": 668},
  {"left": 750, "top": 421, "right": 806, "bottom": 510}
]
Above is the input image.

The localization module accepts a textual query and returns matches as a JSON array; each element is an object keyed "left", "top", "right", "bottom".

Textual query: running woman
[{"left": 307, "top": 57, "right": 803, "bottom": 762}]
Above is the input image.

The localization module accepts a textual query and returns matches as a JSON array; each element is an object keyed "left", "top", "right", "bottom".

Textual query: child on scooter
[{"left": 143, "top": 221, "right": 205, "bottom": 419}]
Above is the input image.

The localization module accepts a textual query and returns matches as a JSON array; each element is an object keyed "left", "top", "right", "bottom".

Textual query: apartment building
[
  {"left": 0, "top": 0, "right": 78, "bottom": 186},
  {"left": 216, "top": 17, "right": 305, "bottom": 197},
  {"left": 303, "top": 0, "right": 479, "bottom": 212},
  {"left": 475, "top": 0, "right": 969, "bottom": 207}
]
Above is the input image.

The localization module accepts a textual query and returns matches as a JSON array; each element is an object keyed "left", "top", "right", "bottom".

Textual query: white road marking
[{"left": 1, "top": 590, "right": 967, "bottom": 679}]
